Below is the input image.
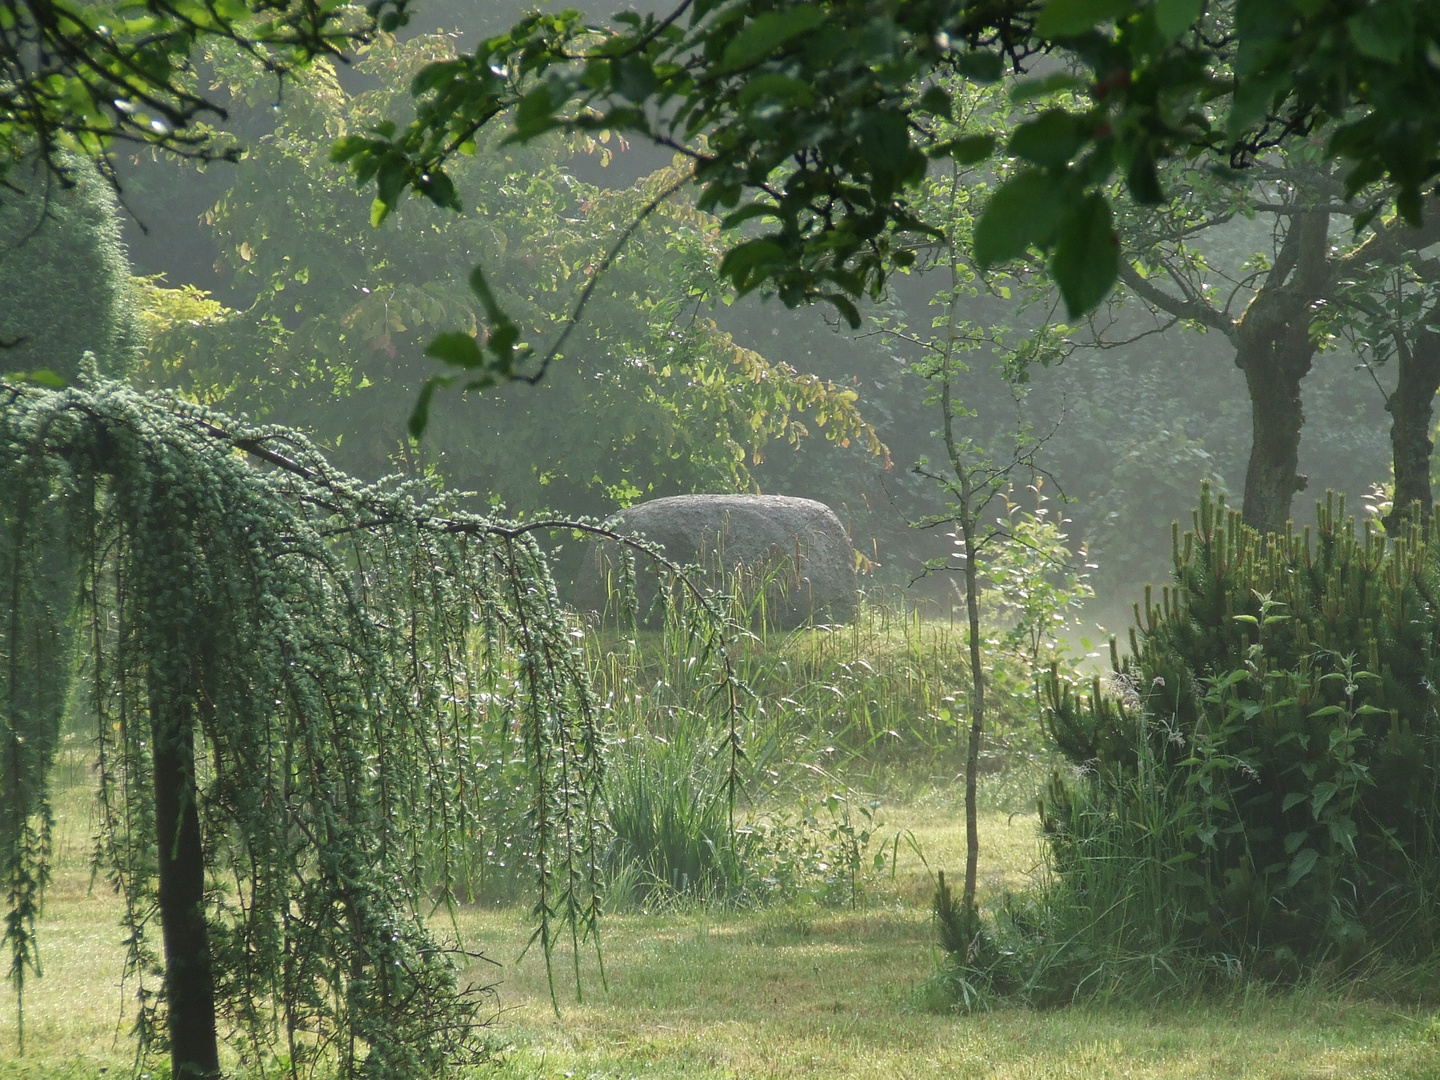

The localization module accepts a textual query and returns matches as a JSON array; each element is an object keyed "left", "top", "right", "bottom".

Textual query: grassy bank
[{"left": 5, "top": 788, "right": 1440, "bottom": 1079}]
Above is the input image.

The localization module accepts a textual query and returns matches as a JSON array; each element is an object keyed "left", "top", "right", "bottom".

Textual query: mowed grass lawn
[{"left": 4, "top": 787, "right": 1440, "bottom": 1079}]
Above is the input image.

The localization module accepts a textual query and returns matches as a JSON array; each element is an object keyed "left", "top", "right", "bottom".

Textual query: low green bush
[{"left": 1042, "top": 486, "right": 1440, "bottom": 969}]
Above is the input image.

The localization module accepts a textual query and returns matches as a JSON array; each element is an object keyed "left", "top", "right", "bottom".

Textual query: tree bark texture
[
  {"left": 1233, "top": 209, "right": 1330, "bottom": 535},
  {"left": 151, "top": 694, "right": 220, "bottom": 1080},
  {"left": 1235, "top": 324, "right": 1315, "bottom": 536},
  {"left": 1384, "top": 315, "right": 1440, "bottom": 532}
]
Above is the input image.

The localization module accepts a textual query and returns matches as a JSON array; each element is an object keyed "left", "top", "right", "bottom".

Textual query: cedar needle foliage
[{"left": 0, "top": 376, "right": 740, "bottom": 1074}]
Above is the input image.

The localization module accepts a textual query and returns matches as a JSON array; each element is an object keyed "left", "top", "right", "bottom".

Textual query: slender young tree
[{"left": 876, "top": 96, "right": 1077, "bottom": 934}]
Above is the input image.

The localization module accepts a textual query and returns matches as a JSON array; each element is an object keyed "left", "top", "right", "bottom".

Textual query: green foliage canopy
[
  {"left": 8, "top": 0, "right": 1439, "bottom": 373},
  {"left": 335, "top": 0, "right": 1440, "bottom": 346},
  {"left": 144, "top": 35, "right": 884, "bottom": 514}
]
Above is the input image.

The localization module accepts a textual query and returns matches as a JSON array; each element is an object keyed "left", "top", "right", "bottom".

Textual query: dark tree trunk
[
  {"left": 1237, "top": 331, "right": 1314, "bottom": 536},
  {"left": 1235, "top": 209, "right": 1330, "bottom": 535},
  {"left": 151, "top": 695, "right": 220, "bottom": 1080},
  {"left": 1384, "top": 322, "right": 1440, "bottom": 533}
]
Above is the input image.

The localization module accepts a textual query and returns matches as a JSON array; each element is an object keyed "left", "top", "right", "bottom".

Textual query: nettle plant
[
  {"left": 0, "top": 377, "right": 741, "bottom": 1077},
  {"left": 1044, "top": 485, "right": 1440, "bottom": 965}
]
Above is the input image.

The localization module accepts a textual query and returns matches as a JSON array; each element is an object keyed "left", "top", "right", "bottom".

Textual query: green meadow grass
[{"left": 5, "top": 780, "right": 1440, "bottom": 1080}]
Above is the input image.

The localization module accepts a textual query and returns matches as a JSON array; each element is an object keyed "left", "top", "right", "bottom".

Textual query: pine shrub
[{"left": 1043, "top": 486, "right": 1440, "bottom": 967}]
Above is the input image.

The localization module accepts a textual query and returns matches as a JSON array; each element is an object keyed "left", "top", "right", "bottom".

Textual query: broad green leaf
[
  {"left": 720, "top": 5, "right": 826, "bottom": 71},
  {"left": 1155, "top": 0, "right": 1203, "bottom": 43},
  {"left": 933, "top": 133, "right": 996, "bottom": 165},
  {"left": 418, "top": 170, "right": 461, "bottom": 212},
  {"left": 615, "top": 55, "right": 658, "bottom": 102},
  {"left": 953, "top": 51, "right": 1004, "bottom": 83},
  {"left": 972, "top": 169, "right": 1065, "bottom": 266},
  {"left": 1009, "top": 72, "right": 1087, "bottom": 103},
  {"left": 425, "top": 332, "right": 485, "bottom": 369},
  {"left": 1281, "top": 792, "right": 1306, "bottom": 812},
  {"left": 736, "top": 73, "right": 816, "bottom": 109},
  {"left": 1008, "top": 110, "right": 1089, "bottom": 168},
  {"left": 1226, "top": 69, "right": 1289, "bottom": 140},
  {"left": 1328, "top": 816, "right": 1358, "bottom": 855},
  {"left": 1125, "top": 146, "right": 1164, "bottom": 204},
  {"left": 1346, "top": 12, "right": 1405, "bottom": 64},
  {"left": 468, "top": 266, "right": 507, "bottom": 325},
  {"left": 513, "top": 84, "right": 559, "bottom": 139},
  {"left": 917, "top": 86, "right": 952, "bottom": 119},
  {"left": 820, "top": 291, "right": 861, "bottom": 329},
  {"left": 1050, "top": 192, "right": 1119, "bottom": 316},
  {"left": 719, "top": 238, "right": 786, "bottom": 290},
  {"left": 1309, "top": 780, "right": 1337, "bottom": 818},
  {"left": 1036, "top": 0, "right": 1135, "bottom": 38},
  {"left": 720, "top": 201, "right": 782, "bottom": 229},
  {"left": 1285, "top": 846, "right": 1319, "bottom": 887},
  {"left": 408, "top": 375, "right": 451, "bottom": 439}
]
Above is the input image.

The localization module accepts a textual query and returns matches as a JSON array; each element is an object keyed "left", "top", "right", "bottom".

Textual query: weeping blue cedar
[{"left": 0, "top": 377, "right": 740, "bottom": 1076}]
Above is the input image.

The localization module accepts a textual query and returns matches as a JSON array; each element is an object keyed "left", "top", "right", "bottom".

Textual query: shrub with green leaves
[{"left": 1043, "top": 485, "right": 1440, "bottom": 966}]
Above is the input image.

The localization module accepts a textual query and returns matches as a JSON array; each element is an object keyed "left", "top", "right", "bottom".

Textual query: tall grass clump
[
  {"left": 936, "top": 485, "right": 1440, "bottom": 1008},
  {"left": 586, "top": 579, "right": 1051, "bottom": 786},
  {"left": 581, "top": 571, "right": 1065, "bottom": 910},
  {"left": 602, "top": 724, "right": 746, "bottom": 904}
]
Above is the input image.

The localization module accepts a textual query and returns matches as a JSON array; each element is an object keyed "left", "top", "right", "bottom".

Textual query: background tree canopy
[
  {"left": 6, "top": 0, "right": 1439, "bottom": 334},
  {"left": 134, "top": 33, "right": 884, "bottom": 518}
]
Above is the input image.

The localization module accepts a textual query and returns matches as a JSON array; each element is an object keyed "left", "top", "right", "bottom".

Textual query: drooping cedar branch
[{"left": 0, "top": 377, "right": 743, "bottom": 1075}]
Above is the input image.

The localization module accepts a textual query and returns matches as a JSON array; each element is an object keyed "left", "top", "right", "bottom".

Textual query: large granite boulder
[{"left": 582, "top": 494, "right": 857, "bottom": 628}]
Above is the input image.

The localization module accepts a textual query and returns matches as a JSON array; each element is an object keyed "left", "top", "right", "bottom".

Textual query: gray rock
[{"left": 582, "top": 494, "right": 857, "bottom": 629}]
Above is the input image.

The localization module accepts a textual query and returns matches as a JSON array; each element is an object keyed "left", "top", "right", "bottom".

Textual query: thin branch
[{"left": 511, "top": 172, "right": 690, "bottom": 386}]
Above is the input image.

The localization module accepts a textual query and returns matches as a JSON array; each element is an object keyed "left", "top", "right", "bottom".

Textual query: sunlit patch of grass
[
  {"left": 8, "top": 782, "right": 1440, "bottom": 1079},
  {"left": 0, "top": 777, "right": 131, "bottom": 1071},
  {"left": 462, "top": 896, "right": 1440, "bottom": 1080}
]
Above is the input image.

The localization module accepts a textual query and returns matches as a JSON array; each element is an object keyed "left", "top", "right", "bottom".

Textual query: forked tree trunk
[
  {"left": 150, "top": 694, "right": 220, "bottom": 1079},
  {"left": 1234, "top": 209, "right": 1330, "bottom": 535}
]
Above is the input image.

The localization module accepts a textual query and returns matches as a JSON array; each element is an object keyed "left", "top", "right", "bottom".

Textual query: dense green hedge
[
  {"left": 0, "top": 157, "right": 140, "bottom": 380},
  {"left": 1044, "top": 486, "right": 1440, "bottom": 964}
]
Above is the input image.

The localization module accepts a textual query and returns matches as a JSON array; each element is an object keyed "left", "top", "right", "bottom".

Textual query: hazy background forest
[
  {"left": 104, "top": 0, "right": 1395, "bottom": 624},
  {"left": 8, "top": 0, "right": 1440, "bottom": 1077}
]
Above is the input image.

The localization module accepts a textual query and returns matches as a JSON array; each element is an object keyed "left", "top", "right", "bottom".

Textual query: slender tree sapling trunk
[
  {"left": 933, "top": 250, "right": 987, "bottom": 939},
  {"left": 955, "top": 475, "right": 984, "bottom": 927}
]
